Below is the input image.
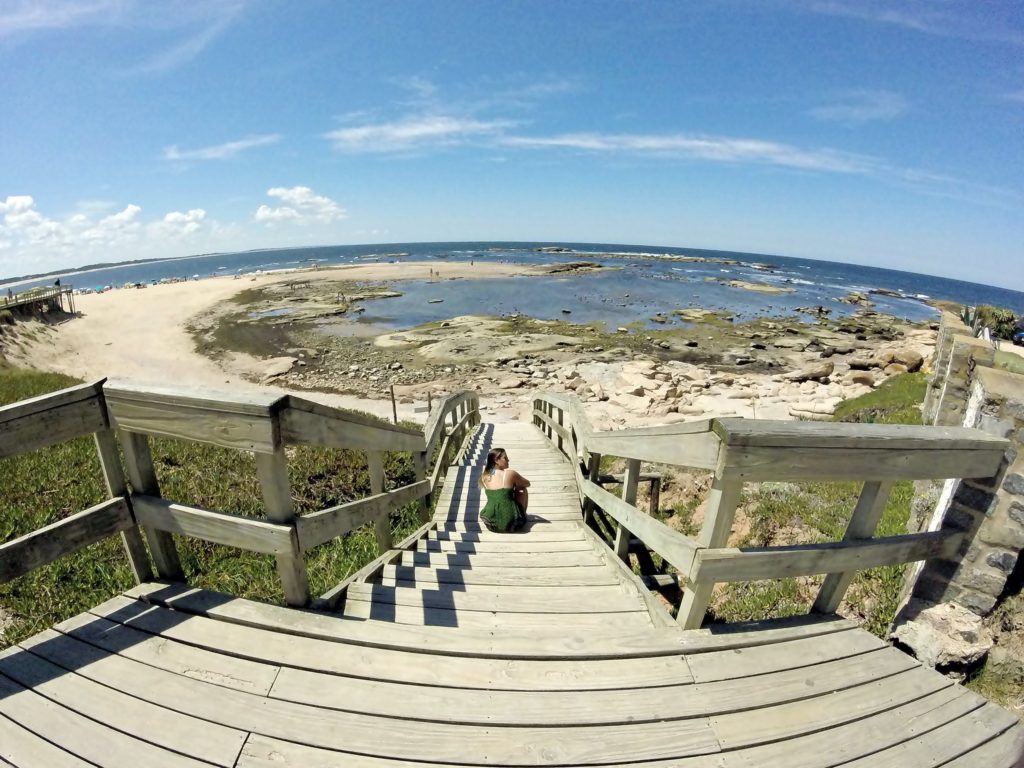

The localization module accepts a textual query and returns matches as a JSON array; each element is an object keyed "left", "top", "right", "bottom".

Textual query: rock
[
  {"left": 591, "top": 383, "right": 608, "bottom": 401},
  {"left": 987, "top": 644, "right": 1024, "bottom": 686},
  {"left": 499, "top": 378, "right": 523, "bottom": 389},
  {"left": 260, "top": 357, "right": 298, "bottom": 382},
  {"left": 658, "top": 341, "right": 671, "bottom": 349},
  {"left": 883, "top": 363, "right": 909, "bottom": 376},
  {"left": 847, "top": 371, "right": 876, "bottom": 387},
  {"left": 617, "top": 327, "right": 629, "bottom": 333},
  {"left": 685, "top": 340, "right": 699, "bottom": 347},
  {"left": 892, "top": 600, "right": 993, "bottom": 669},
  {"left": 893, "top": 349, "right": 924, "bottom": 372},
  {"left": 847, "top": 356, "right": 877, "bottom": 370},
  {"left": 785, "top": 361, "right": 834, "bottom": 383},
  {"left": 390, "top": 362, "right": 403, "bottom": 370}
]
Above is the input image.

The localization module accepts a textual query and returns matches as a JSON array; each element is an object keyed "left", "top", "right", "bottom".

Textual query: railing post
[
  {"left": 677, "top": 469, "right": 743, "bottom": 629},
  {"left": 813, "top": 480, "right": 894, "bottom": 614},
  {"left": 583, "top": 451, "right": 601, "bottom": 524},
  {"left": 414, "top": 450, "right": 430, "bottom": 523},
  {"left": 367, "top": 451, "right": 392, "bottom": 551},
  {"left": 649, "top": 477, "right": 661, "bottom": 517},
  {"left": 119, "top": 431, "right": 184, "bottom": 580},
  {"left": 614, "top": 458, "right": 641, "bottom": 564},
  {"left": 255, "top": 450, "right": 309, "bottom": 606},
  {"left": 556, "top": 405, "right": 564, "bottom": 455},
  {"left": 93, "top": 429, "right": 152, "bottom": 583}
]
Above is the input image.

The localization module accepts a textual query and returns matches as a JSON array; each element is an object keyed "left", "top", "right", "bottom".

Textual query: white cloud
[
  {"left": 0, "top": 0, "right": 117, "bottom": 36},
  {"left": 255, "top": 186, "right": 346, "bottom": 225},
  {"left": 324, "top": 116, "right": 514, "bottom": 152},
  {"left": 0, "top": 195, "right": 70, "bottom": 246},
  {"left": 151, "top": 208, "right": 206, "bottom": 238},
  {"left": 501, "top": 132, "right": 878, "bottom": 174},
  {"left": 164, "top": 134, "right": 281, "bottom": 161},
  {"left": 81, "top": 204, "right": 141, "bottom": 242},
  {"left": 809, "top": 90, "right": 908, "bottom": 125}
]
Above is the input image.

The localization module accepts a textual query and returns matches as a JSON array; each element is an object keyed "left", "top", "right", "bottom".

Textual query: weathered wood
[
  {"left": 0, "top": 380, "right": 107, "bottom": 459},
  {"left": 118, "top": 431, "right": 184, "bottom": 580},
  {"left": 367, "top": 451, "right": 392, "bottom": 551},
  {"left": 695, "top": 529, "right": 965, "bottom": 583},
  {"left": 280, "top": 396, "right": 423, "bottom": 453},
  {"left": 677, "top": 470, "right": 743, "bottom": 629},
  {"left": 0, "top": 497, "right": 134, "bottom": 583},
  {"left": 721, "top": 445, "right": 1006, "bottom": 481},
  {"left": 132, "top": 494, "right": 296, "bottom": 555},
  {"left": 583, "top": 450, "right": 601, "bottom": 524},
  {"left": 295, "top": 480, "right": 431, "bottom": 550},
  {"left": 255, "top": 450, "right": 308, "bottom": 606},
  {"left": 94, "top": 428, "right": 152, "bottom": 583},
  {"left": 814, "top": 480, "right": 894, "bottom": 613},
  {"left": 105, "top": 381, "right": 285, "bottom": 453},
  {"left": 614, "top": 458, "right": 641, "bottom": 564},
  {"left": 413, "top": 450, "right": 430, "bottom": 522}
]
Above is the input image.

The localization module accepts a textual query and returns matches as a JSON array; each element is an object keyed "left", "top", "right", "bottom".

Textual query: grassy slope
[{"left": 0, "top": 365, "right": 428, "bottom": 646}]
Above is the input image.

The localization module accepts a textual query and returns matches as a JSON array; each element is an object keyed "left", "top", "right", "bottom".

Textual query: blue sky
[{"left": 1, "top": 0, "right": 1022, "bottom": 289}]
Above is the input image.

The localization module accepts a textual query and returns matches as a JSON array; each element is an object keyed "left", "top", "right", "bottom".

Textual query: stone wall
[{"left": 893, "top": 314, "right": 1024, "bottom": 668}]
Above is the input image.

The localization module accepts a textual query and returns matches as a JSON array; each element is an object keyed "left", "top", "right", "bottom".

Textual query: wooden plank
[
  {"left": 614, "top": 458, "right": 641, "bottom": 563},
  {"left": 413, "top": 450, "right": 429, "bottom": 522},
  {"left": 346, "top": 582, "right": 645, "bottom": 614},
  {"left": 295, "top": 480, "right": 430, "bottom": 551},
  {"left": 119, "top": 430, "right": 183, "bottom": 579},
  {"left": 105, "top": 383, "right": 283, "bottom": 453},
  {"left": 132, "top": 494, "right": 296, "bottom": 554},
  {"left": 124, "top": 581, "right": 857, "bottom": 658},
  {"left": 713, "top": 417, "right": 1010, "bottom": 451},
  {"left": 90, "top": 594, "right": 696, "bottom": 690},
  {"left": 415, "top": 538, "right": 595, "bottom": 553},
  {"left": 57, "top": 609, "right": 279, "bottom": 695},
  {"left": 721, "top": 445, "right": 1006, "bottom": 481},
  {"left": 400, "top": 549, "right": 607, "bottom": 569},
  {"left": 3, "top": 641, "right": 246, "bottom": 766},
  {"left": 693, "top": 528, "right": 964, "bottom": 583},
  {"left": 94, "top": 428, "right": 152, "bottom": 582},
  {"left": 0, "top": 711, "right": 96, "bottom": 767},
  {"left": 941, "top": 722, "right": 1024, "bottom": 767},
  {"left": 280, "top": 399, "right": 423, "bottom": 453},
  {"left": 0, "top": 380, "right": 107, "bottom": 455},
  {"left": 428, "top": 527, "right": 586, "bottom": 542},
  {"left": 380, "top": 563, "right": 622, "bottom": 587},
  {"left": 710, "top": 665, "right": 953, "bottom": 749},
  {"left": 255, "top": 450, "right": 308, "bottom": 606},
  {"left": 0, "top": 653, "right": 217, "bottom": 767},
  {"left": 0, "top": 497, "right": 133, "bottom": 583},
  {"left": 814, "top": 480, "right": 894, "bottom": 613}
]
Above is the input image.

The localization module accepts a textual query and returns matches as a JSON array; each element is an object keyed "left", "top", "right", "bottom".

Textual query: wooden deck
[{"left": 1, "top": 420, "right": 1022, "bottom": 767}]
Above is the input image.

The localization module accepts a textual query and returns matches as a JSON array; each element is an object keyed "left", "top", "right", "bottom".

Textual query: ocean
[{"left": 6, "top": 241, "right": 1024, "bottom": 331}]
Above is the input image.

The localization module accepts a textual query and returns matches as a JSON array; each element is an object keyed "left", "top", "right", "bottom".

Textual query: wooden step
[
  {"left": 379, "top": 563, "right": 624, "bottom": 588},
  {"left": 348, "top": 583, "right": 642, "bottom": 614}
]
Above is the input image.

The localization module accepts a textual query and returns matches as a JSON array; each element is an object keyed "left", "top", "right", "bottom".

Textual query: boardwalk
[{"left": 1, "top": 419, "right": 1022, "bottom": 766}]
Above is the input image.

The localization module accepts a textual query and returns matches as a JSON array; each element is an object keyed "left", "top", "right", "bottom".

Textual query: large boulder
[
  {"left": 893, "top": 349, "right": 924, "bottom": 372},
  {"left": 785, "top": 361, "right": 834, "bottom": 383},
  {"left": 892, "top": 600, "right": 993, "bottom": 669}
]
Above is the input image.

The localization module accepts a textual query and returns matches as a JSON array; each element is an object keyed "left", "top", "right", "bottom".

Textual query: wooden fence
[
  {"left": 0, "top": 380, "right": 480, "bottom": 607},
  {"left": 532, "top": 392, "right": 1010, "bottom": 628}
]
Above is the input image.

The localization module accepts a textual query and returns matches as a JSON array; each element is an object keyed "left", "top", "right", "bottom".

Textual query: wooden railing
[
  {"left": 533, "top": 392, "right": 1010, "bottom": 628},
  {"left": 1, "top": 380, "right": 480, "bottom": 608}
]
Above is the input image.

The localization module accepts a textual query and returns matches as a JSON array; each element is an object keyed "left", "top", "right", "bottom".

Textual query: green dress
[{"left": 480, "top": 487, "right": 526, "bottom": 532}]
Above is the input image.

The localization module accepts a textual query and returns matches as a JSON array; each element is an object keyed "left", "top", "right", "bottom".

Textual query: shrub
[{"left": 975, "top": 304, "right": 1018, "bottom": 340}]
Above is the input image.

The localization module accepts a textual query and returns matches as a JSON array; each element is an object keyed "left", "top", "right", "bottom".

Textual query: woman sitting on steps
[{"left": 479, "top": 447, "right": 530, "bottom": 532}]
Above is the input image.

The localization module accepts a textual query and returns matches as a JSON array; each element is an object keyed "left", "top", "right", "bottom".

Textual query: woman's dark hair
[{"left": 479, "top": 447, "right": 507, "bottom": 488}]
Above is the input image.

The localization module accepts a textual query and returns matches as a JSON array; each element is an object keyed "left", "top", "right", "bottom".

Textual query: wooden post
[
  {"left": 255, "top": 450, "right": 309, "bottom": 606},
  {"left": 414, "top": 450, "right": 430, "bottom": 523},
  {"left": 389, "top": 385, "right": 398, "bottom": 425},
  {"left": 677, "top": 470, "right": 743, "bottom": 629},
  {"left": 649, "top": 477, "right": 661, "bottom": 517},
  {"left": 367, "top": 451, "right": 392, "bottom": 551},
  {"left": 555, "top": 404, "right": 564, "bottom": 455},
  {"left": 583, "top": 452, "right": 601, "bottom": 524},
  {"left": 118, "top": 431, "right": 183, "bottom": 580},
  {"left": 614, "top": 458, "right": 641, "bottom": 564},
  {"left": 427, "top": 391, "right": 433, "bottom": 414},
  {"left": 813, "top": 480, "right": 894, "bottom": 614},
  {"left": 93, "top": 429, "right": 152, "bottom": 583}
]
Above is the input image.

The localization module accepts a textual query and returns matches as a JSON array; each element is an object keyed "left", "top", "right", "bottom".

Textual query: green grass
[
  {"left": 708, "top": 373, "right": 927, "bottom": 637},
  {"left": 0, "top": 367, "right": 425, "bottom": 646}
]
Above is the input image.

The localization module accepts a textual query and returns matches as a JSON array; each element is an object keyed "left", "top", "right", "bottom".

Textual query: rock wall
[{"left": 893, "top": 313, "right": 1024, "bottom": 669}]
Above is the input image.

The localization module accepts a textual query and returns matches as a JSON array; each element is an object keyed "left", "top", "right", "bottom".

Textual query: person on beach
[{"left": 479, "top": 447, "right": 530, "bottom": 532}]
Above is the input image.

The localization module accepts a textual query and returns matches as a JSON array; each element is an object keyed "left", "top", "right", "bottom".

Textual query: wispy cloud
[
  {"left": 501, "top": 131, "right": 879, "bottom": 174},
  {"left": 130, "top": 3, "right": 243, "bottom": 74},
  {"left": 807, "top": 1, "right": 1024, "bottom": 46},
  {"left": 324, "top": 116, "right": 515, "bottom": 152},
  {"left": 255, "top": 186, "right": 346, "bottom": 225},
  {"left": 809, "top": 90, "right": 908, "bottom": 125},
  {"left": 164, "top": 134, "right": 281, "bottom": 161},
  {"left": 1002, "top": 89, "right": 1024, "bottom": 104},
  {"left": 0, "top": 0, "right": 119, "bottom": 36}
]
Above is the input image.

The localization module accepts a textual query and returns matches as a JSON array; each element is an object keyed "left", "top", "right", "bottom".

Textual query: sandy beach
[{"left": 6, "top": 260, "right": 938, "bottom": 428}]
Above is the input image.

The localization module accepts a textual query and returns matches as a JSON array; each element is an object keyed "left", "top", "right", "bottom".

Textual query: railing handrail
[{"left": 531, "top": 391, "right": 1010, "bottom": 629}]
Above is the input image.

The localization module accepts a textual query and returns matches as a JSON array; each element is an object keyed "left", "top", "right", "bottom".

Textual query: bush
[
  {"left": 0, "top": 310, "right": 13, "bottom": 326},
  {"left": 975, "top": 304, "right": 1018, "bottom": 341}
]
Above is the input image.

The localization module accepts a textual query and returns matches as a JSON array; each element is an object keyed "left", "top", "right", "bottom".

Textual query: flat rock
[
  {"left": 786, "top": 361, "right": 834, "bottom": 383},
  {"left": 892, "top": 599, "right": 994, "bottom": 669}
]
